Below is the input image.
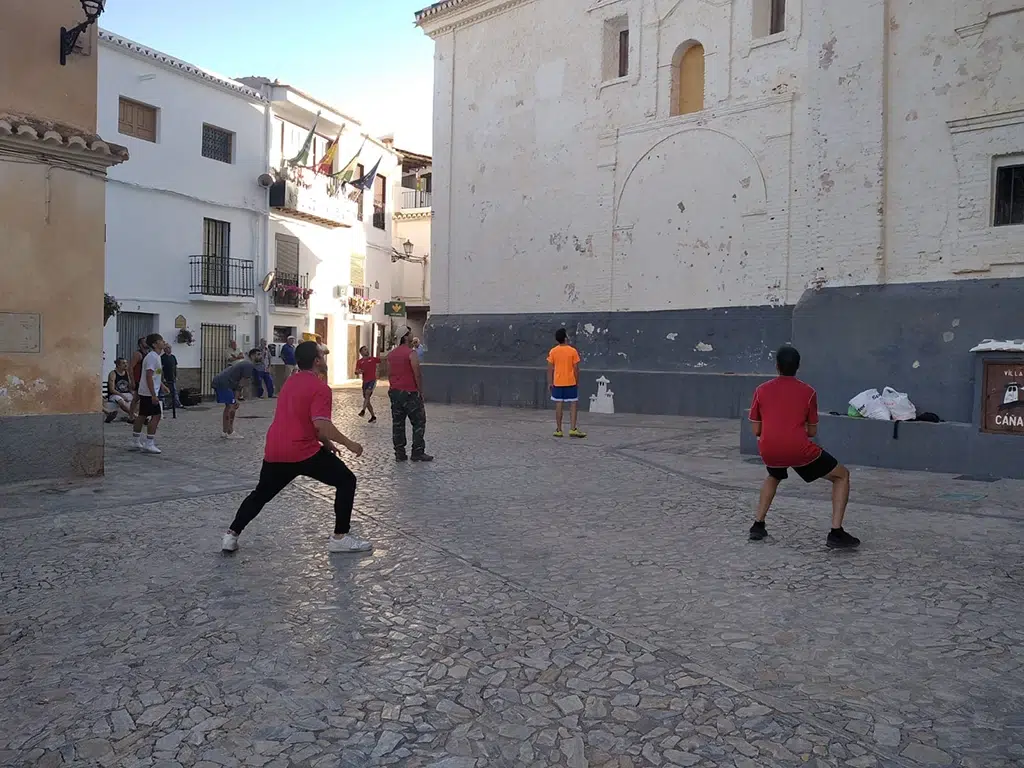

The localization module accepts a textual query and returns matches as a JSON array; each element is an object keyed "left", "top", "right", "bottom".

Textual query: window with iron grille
[
  {"left": 202, "top": 124, "right": 234, "bottom": 164},
  {"left": 994, "top": 162, "right": 1024, "bottom": 227},
  {"left": 373, "top": 174, "right": 386, "bottom": 230}
]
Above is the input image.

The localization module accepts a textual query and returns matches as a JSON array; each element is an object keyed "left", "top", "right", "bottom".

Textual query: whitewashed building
[
  {"left": 393, "top": 148, "right": 433, "bottom": 340},
  {"left": 416, "top": 0, "right": 1024, "bottom": 426},
  {"left": 238, "top": 78, "right": 403, "bottom": 384},
  {"left": 98, "top": 31, "right": 271, "bottom": 394}
]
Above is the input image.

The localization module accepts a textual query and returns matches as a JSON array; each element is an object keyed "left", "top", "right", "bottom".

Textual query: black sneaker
[
  {"left": 749, "top": 521, "right": 767, "bottom": 541},
  {"left": 369, "top": 416, "right": 377, "bottom": 423},
  {"left": 826, "top": 528, "right": 861, "bottom": 549},
  {"left": 411, "top": 453, "right": 434, "bottom": 462},
  {"left": 358, "top": 409, "right": 366, "bottom": 417},
  {"left": 396, "top": 453, "right": 408, "bottom": 462}
]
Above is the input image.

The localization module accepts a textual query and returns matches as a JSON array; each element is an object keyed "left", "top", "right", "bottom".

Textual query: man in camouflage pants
[{"left": 385, "top": 327, "right": 433, "bottom": 462}]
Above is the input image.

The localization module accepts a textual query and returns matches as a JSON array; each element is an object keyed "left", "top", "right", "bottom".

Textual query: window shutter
[
  {"left": 350, "top": 254, "right": 366, "bottom": 287},
  {"left": 275, "top": 235, "right": 300, "bottom": 276}
]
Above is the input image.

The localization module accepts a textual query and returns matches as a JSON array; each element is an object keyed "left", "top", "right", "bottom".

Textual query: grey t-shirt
[{"left": 212, "top": 361, "right": 255, "bottom": 391}]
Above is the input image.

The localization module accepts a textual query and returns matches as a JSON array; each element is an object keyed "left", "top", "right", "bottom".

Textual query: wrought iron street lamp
[
  {"left": 60, "top": 0, "right": 106, "bottom": 66},
  {"left": 402, "top": 239, "right": 414, "bottom": 257}
]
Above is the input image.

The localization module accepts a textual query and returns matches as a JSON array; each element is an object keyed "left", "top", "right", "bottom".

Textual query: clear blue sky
[{"left": 101, "top": 0, "right": 435, "bottom": 154}]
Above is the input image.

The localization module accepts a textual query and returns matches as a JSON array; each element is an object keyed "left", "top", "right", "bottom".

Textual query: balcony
[
  {"left": 347, "top": 293, "right": 378, "bottom": 317},
  {"left": 189, "top": 255, "right": 254, "bottom": 299},
  {"left": 372, "top": 204, "right": 386, "bottom": 230},
  {"left": 401, "top": 188, "right": 432, "bottom": 210},
  {"left": 272, "top": 272, "right": 311, "bottom": 310},
  {"left": 269, "top": 170, "right": 357, "bottom": 229}
]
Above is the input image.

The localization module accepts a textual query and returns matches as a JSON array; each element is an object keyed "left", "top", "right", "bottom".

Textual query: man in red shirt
[
  {"left": 385, "top": 326, "right": 432, "bottom": 462},
  {"left": 354, "top": 345, "right": 380, "bottom": 423},
  {"left": 221, "top": 341, "right": 371, "bottom": 554},
  {"left": 748, "top": 346, "right": 860, "bottom": 549}
]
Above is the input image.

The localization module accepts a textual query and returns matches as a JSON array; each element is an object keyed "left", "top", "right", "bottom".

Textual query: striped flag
[{"left": 316, "top": 127, "right": 345, "bottom": 175}]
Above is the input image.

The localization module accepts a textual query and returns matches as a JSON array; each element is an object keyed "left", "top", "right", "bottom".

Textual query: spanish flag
[{"left": 316, "top": 128, "right": 344, "bottom": 175}]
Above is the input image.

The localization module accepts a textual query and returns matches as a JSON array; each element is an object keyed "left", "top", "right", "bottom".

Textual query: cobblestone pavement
[{"left": 2, "top": 386, "right": 1023, "bottom": 768}]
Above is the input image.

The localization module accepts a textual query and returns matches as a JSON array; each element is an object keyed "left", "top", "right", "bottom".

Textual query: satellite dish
[
  {"left": 257, "top": 173, "right": 275, "bottom": 188},
  {"left": 260, "top": 271, "right": 276, "bottom": 292}
]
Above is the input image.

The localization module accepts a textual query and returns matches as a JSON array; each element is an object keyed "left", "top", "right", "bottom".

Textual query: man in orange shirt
[{"left": 547, "top": 328, "right": 586, "bottom": 438}]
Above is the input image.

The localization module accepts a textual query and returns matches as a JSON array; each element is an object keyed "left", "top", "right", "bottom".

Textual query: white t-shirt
[{"left": 137, "top": 350, "right": 163, "bottom": 396}]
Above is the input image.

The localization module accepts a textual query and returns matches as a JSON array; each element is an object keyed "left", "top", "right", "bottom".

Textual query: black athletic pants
[{"left": 229, "top": 448, "right": 356, "bottom": 535}]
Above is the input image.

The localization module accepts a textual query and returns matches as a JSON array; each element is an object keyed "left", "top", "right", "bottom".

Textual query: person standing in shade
[
  {"left": 253, "top": 338, "right": 275, "bottom": 399},
  {"left": 128, "top": 336, "right": 147, "bottom": 421},
  {"left": 281, "top": 335, "right": 297, "bottom": 379},
  {"left": 131, "top": 333, "right": 167, "bottom": 454},
  {"left": 547, "top": 328, "right": 586, "bottom": 438},
  {"left": 747, "top": 345, "right": 860, "bottom": 549},
  {"left": 385, "top": 326, "right": 432, "bottom": 462},
  {"left": 221, "top": 341, "right": 371, "bottom": 555},
  {"left": 161, "top": 344, "right": 181, "bottom": 408},
  {"left": 225, "top": 339, "right": 245, "bottom": 364},
  {"left": 354, "top": 345, "right": 380, "bottom": 423},
  {"left": 212, "top": 356, "right": 255, "bottom": 439}
]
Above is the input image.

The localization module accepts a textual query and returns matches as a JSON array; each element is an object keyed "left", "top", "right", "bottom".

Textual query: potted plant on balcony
[
  {"left": 176, "top": 328, "right": 195, "bottom": 346},
  {"left": 104, "top": 293, "right": 121, "bottom": 326}
]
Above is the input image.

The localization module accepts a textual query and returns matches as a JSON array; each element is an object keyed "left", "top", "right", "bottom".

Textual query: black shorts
[
  {"left": 767, "top": 450, "right": 838, "bottom": 483},
  {"left": 138, "top": 396, "right": 162, "bottom": 418}
]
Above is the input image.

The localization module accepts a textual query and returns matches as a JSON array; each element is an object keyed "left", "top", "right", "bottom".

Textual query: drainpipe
[{"left": 260, "top": 95, "right": 273, "bottom": 342}]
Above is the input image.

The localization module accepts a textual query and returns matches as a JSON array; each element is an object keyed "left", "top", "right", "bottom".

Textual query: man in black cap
[{"left": 385, "top": 326, "right": 432, "bottom": 462}]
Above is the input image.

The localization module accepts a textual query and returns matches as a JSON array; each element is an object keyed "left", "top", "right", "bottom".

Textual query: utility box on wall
[{"left": 972, "top": 346, "right": 1024, "bottom": 436}]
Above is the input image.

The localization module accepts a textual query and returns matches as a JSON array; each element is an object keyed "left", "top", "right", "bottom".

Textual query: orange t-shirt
[{"left": 547, "top": 345, "right": 581, "bottom": 387}]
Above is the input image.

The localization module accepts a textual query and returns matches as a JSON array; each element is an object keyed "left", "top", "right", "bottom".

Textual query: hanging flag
[
  {"left": 286, "top": 111, "right": 321, "bottom": 166},
  {"left": 332, "top": 136, "right": 367, "bottom": 182},
  {"left": 315, "top": 127, "right": 345, "bottom": 175},
  {"left": 347, "top": 157, "right": 381, "bottom": 192}
]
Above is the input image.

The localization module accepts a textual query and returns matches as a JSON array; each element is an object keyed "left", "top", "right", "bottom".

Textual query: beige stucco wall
[
  {"left": 0, "top": 0, "right": 115, "bottom": 482},
  {"left": 0, "top": 0, "right": 99, "bottom": 133},
  {"left": 0, "top": 161, "right": 107, "bottom": 417}
]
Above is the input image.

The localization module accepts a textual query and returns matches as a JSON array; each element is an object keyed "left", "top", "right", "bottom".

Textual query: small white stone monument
[{"left": 590, "top": 376, "right": 615, "bottom": 414}]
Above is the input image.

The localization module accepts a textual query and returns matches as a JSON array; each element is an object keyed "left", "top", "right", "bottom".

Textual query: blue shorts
[
  {"left": 551, "top": 385, "right": 579, "bottom": 402},
  {"left": 362, "top": 380, "right": 377, "bottom": 393},
  {"left": 215, "top": 387, "right": 237, "bottom": 405}
]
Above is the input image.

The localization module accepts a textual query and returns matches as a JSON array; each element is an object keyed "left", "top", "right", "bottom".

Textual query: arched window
[{"left": 671, "top": 42, "right": 705, "bottom": 116}]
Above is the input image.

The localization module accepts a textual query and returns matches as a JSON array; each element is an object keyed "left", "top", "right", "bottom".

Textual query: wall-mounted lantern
[{"left": 60, "top": 0, "right": 106, "bottom": 66}]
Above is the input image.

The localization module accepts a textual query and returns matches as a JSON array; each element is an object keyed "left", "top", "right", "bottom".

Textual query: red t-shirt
[
  {"left": 264, "top": 371, "right": 332, "bottom": 463},
  {"left": 749, "top": 376, "right": 822, "bottom": 468},
  {"left": 355, "top": 356, "right": 380, "bottom": 383},
  {"left": 387, "top": 345, "right": 418, "bottom": 392}
]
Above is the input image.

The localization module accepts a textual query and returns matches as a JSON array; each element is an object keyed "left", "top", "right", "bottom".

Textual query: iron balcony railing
[
  {"left": 372, "top": 204, "right": 386, "bottom": 230},
  {"left": 401, "top": 188, "right": 432, "bottom": 209},
  {"left": 189, "top": 255, "right": 255, "bottom": 298},
  {"left": 272, "top": 272, "right": 311, "bottom": 308}
]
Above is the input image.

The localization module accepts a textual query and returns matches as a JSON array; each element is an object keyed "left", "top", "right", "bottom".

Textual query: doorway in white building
[
  {"left": 116, "top": 312, "right": 157, "bottom": 360},
  {"left": 200, "top": 323, "right": 235, "bottom": 396}
]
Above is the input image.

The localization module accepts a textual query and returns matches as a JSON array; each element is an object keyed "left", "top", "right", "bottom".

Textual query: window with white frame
[
  {"left": 753, "top": 0, "right": 786, "bottom": 38},
  {"left": 602, "top": 16, "right": 630, "bottom": 81},
  {"left": 994, "top": 157, "right": 1024, "bottom": 227}
]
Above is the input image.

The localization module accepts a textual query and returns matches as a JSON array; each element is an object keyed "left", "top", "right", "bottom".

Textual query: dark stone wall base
[
  {"left": 740, "top": 415, "right": 1024, "bottom": 480},
  {"left": 423, "top": 365, "right": 771, "bottom": 419},
  {"left": 0, "top": 412, "right": 104, "bottom": 485}
]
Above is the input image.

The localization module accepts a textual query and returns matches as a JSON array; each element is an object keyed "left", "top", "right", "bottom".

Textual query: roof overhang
[{"left": 415, "top": 0, "right": 535, "bottom": 38}]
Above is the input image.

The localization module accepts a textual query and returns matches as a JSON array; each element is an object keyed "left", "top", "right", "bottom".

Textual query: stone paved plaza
[{"left": 2, "top": 386, "right": 1023, "bottom": 768}]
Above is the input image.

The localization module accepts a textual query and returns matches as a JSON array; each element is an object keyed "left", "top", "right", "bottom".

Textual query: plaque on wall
[
  {"left": 982, "top": 360, "right": 1024, "bottom": 435},
  {"left": 0, "top": 312, "right": 41, "bottom": 353},
  {"left": 174, "top": 315, "right": 187, "bottom": 329}
]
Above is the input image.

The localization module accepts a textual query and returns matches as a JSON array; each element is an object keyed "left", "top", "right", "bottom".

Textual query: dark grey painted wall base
[
  {"left": 0, "top": 412, "right": 104, "bottom": 485},
  {"left": 739, "top": 416, "right": 1024, "bottom": 480},
  {"left": 423, "top": 364, "right": 771, "bottom": 419}
]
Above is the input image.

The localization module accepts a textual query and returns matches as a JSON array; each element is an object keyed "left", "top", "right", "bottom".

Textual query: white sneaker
[
  {"left": 222, "top": 432, "right": 243, "bottom": 440},
  {"left": 328, "top": 534, "right": 373, "bottom": 553},
  {"left": 129, "top": 435, "right": 143, "bottom": 450},
  {"left": 221, "top": 533, "right": 239, "bottom": 552},
  {"left": 141, "top": 441, "right": 162, "bottom": 454}
]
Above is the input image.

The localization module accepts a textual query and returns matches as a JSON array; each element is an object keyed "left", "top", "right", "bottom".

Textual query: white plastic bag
[
  {"left": 881, "top": 386, "right": 916, "bottom": 421},
  {"left": 849, "top": 389, "right": 892, "bottom": 420}
]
